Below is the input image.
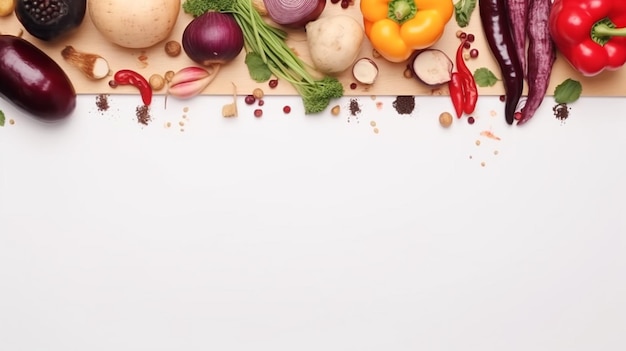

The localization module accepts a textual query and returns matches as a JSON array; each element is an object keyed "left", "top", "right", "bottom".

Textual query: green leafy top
[
  {"left": 454, "top": 0, "right": 477, "bottom": 28},
  {"left": 473, "top": 67, "right": 499, "bottom": 87},
  {"left": 0, "top": 110, "right": 5, "bottom": 127},
  {"left": 554, "top": 78, "right": 582, "bottom": 104},
  {"left": 182, "top": 0, "right": 234, "bottom": 16}
]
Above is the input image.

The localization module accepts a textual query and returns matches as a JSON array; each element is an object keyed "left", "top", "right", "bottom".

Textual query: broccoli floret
[{"left": 297, "top": 77, "right": 344, "bottom": 114}]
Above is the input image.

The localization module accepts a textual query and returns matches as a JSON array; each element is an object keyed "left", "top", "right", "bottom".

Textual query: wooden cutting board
[{"left": 1, "top": 1, "right": 624, "bottom": 97}]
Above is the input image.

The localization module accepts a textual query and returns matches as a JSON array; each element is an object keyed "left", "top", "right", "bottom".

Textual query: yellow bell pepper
[{"left": 361, "top": 0, "right": 454, "bottom": 62}]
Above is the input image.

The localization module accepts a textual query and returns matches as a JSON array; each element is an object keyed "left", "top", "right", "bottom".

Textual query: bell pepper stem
[
  {"left": 388, "top": 0, "right": 417, "bottom": 24},
  {"left": 592, "top": 18, "right": 626, "bottom": 46}
]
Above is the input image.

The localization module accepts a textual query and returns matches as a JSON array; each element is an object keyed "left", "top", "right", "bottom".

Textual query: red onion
[
  {"left": 264, "top": 0, "right": 326, "bottom": 28},
  {"left": 182, "top": 12, "right": 244, "bottom": 66}
]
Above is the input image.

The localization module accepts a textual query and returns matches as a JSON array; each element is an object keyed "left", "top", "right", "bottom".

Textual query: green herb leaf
[
  {"left": 244, "top": 52, "right": 272, "bottom": 83},
  {"left": 554, "top": 78, "right": 582, "bottom": 104},
  {"left": 0, "top": 110, "right": 5, "bottom": 127},
  {"left": 473, "top": 67, "right": 499, "bottom": 87},
  {"left": 454, "top": 0, "right": 477, "bottom": 28}
]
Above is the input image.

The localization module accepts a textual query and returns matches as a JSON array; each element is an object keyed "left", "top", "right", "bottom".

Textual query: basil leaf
[
  {"left": 473, "top": 67, "right": 499, "bottom": 87},
  {"left": 0, "top": 110, "right": 5, "bottom": 127},
  {"left": 244, "top": 52, "right": 272, "bottom": 83},
  {"left": 554, "top": 78, "right": 582, "bottom": 104},
  {"left": 454, "top": 0, "right": 477, "bottom": 28}
]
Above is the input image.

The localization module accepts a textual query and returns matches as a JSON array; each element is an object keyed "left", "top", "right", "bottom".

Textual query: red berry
[
  {"left": 468, "top": 116, "right": 475, "bottom": 124},
  {"left": 283, "top": 105, "right": 291, "bottom": 114},
  {"left": 258, "top": 99, "right": 265, "bottom": 106},
  {"left": 467, "top": 33, "right": 475, "bottom": 43},
  {"left": 254, "top": 109, "right": 263, "bottom": 118},
  {"left": 244, "top": 95, "right": 256, "bottom": 105},
  {"left": 470, "top": 48, "right": 479, "bottom": 58},
  {"left": 350, "top": 82, "right": 358, "bottom": 90},
  {"left": 340, "top": 0, "right": 349, "bottom": 8},
  {"left": 514, "top": 112, "right": 522, "bottom": 120},
  {"left": 463, "top": 41, "right": 471, "bottom": 49},
  {"left": 499, "top": 95, "right": 506, "bottom": 102},
  {"left": 268, "top": 79, "right": 278, "bottom": 88}
]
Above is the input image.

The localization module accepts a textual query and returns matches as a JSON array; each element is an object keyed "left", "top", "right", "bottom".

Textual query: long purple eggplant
[
  {"left": 518, "top": 0, "right": 555, "bottom": 125},
  {"left": 0, "top": 35, "right": 76, "bottom": 121},
  {"left": 479, "top": 0, "right": 524, "bottom": 125},
  {"left": 506, "top": 0, "right": 528, "bottom": 75}
]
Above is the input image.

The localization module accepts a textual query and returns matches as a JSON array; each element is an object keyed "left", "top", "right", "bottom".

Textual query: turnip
[
  {"left": 88, "top": 0, "right": 180, "bottom": 49},
  {"left": 410, "top": 49, "right": 453, "bottom": 86},
  {"left": 305, "top": 14, "right": 364, "bottom": 74}
]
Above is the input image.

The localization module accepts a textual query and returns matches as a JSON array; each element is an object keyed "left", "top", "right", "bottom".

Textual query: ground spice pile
[
  {"left": 136, "top": 105, "right": 151, "bottom": 125},
  {"left": 95, "top": 94, "right": 110, "bottom": 112},
  {"left": 553, "top": 103, "right": 570, "bottom": 121},
  {"left": 393, "top": 95, "right": 415, "bottom": 115},
  {"left": 349, "top": 98, "right": 362, "bottom": 116}
]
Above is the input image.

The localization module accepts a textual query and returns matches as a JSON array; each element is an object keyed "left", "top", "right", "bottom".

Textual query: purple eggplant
[
  {"left": 506, "top": 0, "right": 528, "bottom": 75},
  {"left": 0, "top": 35, "right": 76, "bottom": 121},
  {"left": 479, "top": 0, "right": 524, "bottom": 125},
  {"left": 518, "top": 0, "right": 555, "bottom": 125}
]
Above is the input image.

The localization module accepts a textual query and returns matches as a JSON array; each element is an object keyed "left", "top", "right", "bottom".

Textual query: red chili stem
[{"left": 113, "top": 69, "right": 152, "bottom": 106}]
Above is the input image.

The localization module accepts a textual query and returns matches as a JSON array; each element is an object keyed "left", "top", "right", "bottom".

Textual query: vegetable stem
[
  {"left": 388, "top": 0, "right": 416, "bottom": 23},
  {"left": 593, "top": 18, "right": 626, "bottom": 46}
]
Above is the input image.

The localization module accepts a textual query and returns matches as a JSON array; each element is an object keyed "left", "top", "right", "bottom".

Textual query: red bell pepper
[{"left": 549, "top": 0, "right": 626, "bottom": 76}]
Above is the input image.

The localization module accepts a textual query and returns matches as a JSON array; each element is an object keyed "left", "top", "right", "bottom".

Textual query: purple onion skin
[
  {"left": 266, "top": 0, "right": 326, "bottom": 28},
  {"left": 0, "top": 35, "right": 76, "bottom": 121},
  {"left": 182, "top": 12, "right": 244, "bottom": 66}
]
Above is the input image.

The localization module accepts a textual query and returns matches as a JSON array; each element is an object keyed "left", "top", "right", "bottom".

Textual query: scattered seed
[
  {"left": 268, "top": 79, "right": 278, "bottom": 88},
  {"left": 403, "top": 67, "right": 413, "bottom": 79},
  {"left": 481, "top": 161, "right": 486, "bottom": 167},
  {"left": 438, "top": 112, "right": 453, "bottom": 128},
  {"left": 252, "top": 88, "right": 264, "bottom": 99},
  {"left": 164, "top": 40, "right": 182, "bottom": 57},
  {"left": 475, "top": 140, "right": 481, "bottom": 146},
  {"left": 331, "top": 105, "right": 341, "bottom": 116},
  {"left": 9, "top": 119, "right": 15, "bottom": 125},
  {"left": 494, "top": 150, "right": 499, "bottom": 155}
]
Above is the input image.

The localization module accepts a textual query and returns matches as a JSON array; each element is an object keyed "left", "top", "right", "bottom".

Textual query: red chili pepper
[
  {"left": 455, "top": 39, "right": 478, "bottom": 114},
  {"left": 448, "top": 72, "right": 465, "bottom": 118},
  {"left": 113, "top": 69, "right": 152, "bottom": 106}
]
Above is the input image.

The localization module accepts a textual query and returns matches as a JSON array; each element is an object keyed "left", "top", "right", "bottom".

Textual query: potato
[
  {"left": 305, "top": 15, "right": 364, "bottom": 75},
  {"left": 88, "top": 0, "right": 180, "bottom": 49}
]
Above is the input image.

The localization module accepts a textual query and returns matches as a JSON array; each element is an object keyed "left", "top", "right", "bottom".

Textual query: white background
[{"left": 1, "top": 93, "right": 625, "bottom": 350}]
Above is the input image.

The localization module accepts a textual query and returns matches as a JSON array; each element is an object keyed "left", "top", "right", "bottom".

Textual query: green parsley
[
  {"left": 454, "top": 0, "right": 477, "bottom": 28},
  {"left": 473, "top": 67, "right": 499, "bottom": 87},
  {"left": 0, "top": 110, "right": 5, "bottom": 127},
  {"left": 554, "top": 78, "right": 582, "bottom": 104}
]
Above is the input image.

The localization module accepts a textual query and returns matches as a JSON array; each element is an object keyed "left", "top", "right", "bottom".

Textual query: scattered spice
[
  {"left": 136, "top": 105, "right": 151, "bottom": 125},
  {"left": 370, "top": 121, "right": 377, "bottom": 127},
  {"left": 494, "top": 150, "right": 499, "bottom": 155},
  {"left": 373, "top": 127, "right": 379, "bottom": 134},
  {"left": 480, "top": 130, "right": 501, "bottom": 140},
  {"left": 348, "top": 98, "right": 361, "bottom": 116},
  {"left": 95, "top": 94, "right": 110, "bottom": 112},
  {"left": 137, "top": 51, "right": 148, "bottom": 67},
  {"left": 403, "top": 67, "right": 413, "bottom": 79},
  {"left": 475, "top": 140, "right": 481, "bottom": 146},
  {"left": 376, "top": 101, "right": 383, "bottom": 110},
  {"left": 392, "top": 95, "right": 415, "bottom": 115},
  {"left": 330, "top": 104, "right": 341, "bottom": 116},
  {"left": 9, "top": 119, "right": 14, "bottom": 125},
  {"left": 553, "top": 103, "right": 570, "bottom": 121},
  {"left": 480, "top": 161, "right": 486, "bottom": 167}
]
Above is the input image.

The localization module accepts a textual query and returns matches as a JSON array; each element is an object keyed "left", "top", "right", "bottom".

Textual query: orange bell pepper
[{"left": 361, "top": 0, "right": 454, "bottom": 62}]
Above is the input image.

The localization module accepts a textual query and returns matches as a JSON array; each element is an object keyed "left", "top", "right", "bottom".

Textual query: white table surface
[{"left": 1, "top": 93, "right": 625, "bottom": 350}]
